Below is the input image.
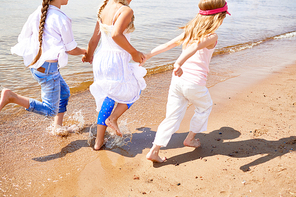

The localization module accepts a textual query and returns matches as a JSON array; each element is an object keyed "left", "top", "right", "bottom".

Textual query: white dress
[{"left": 90, "top": 7, "right": 147, "bottom": 112}]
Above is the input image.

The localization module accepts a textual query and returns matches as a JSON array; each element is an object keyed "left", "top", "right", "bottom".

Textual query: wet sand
[{"left": 1, "top": 62, "right": 296, "bottom": 196}]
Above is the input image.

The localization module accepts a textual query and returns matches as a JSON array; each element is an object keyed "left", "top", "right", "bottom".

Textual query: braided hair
[
  {"left": 97, "top": 0, "right": 109, "bottom": 20},
  {"left": 29, "top": 0, "right": 51, "bottom": 67},
  {"left": 97, "top": 0, "right": 135, "bottom": 33}
]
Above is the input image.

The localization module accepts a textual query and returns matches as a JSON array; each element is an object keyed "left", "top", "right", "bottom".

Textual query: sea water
[{"left": 0, "top": 0, "right": 295, "bottom": 98}]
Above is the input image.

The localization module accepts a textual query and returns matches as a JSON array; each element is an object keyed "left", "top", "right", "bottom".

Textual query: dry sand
[{"left": 0, "top": 62, "right": 296, "bottom": 196}]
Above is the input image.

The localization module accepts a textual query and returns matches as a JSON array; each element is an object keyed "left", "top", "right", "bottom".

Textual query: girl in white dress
[{"left": 83, "top": 0, "right": 147, "bottom": 150}]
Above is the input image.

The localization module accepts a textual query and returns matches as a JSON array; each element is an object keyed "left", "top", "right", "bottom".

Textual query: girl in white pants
[
  {"left": 153, "top": 76, "right": 213, "bottom": 148},
  {"left": 143, "top": 0, "right": 231, "bottom": 162}
]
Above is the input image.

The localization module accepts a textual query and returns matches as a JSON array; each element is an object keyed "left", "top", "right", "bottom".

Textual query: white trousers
[{"left": 153, "top": 76, "right": 213, "bottom": 147}]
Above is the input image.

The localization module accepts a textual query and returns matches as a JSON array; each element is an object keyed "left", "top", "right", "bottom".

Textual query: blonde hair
[
  {"left": 98, "top": 0, "right": 135, "bottom": 33},
  {"left": 29, "top": 0, "right": 51, "bottom": 67},
  {"left": 178, "top": 0, "right": 227, "bottom": 47}
]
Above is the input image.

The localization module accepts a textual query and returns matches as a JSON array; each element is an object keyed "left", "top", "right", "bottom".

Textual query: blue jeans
[{"left": 26, "top": 62, "right": 70, "bottom": 117}]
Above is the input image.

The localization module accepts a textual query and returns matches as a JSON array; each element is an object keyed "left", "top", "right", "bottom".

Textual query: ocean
[{"left": 0, "top": 0, "right": 296, "bottom": 99}]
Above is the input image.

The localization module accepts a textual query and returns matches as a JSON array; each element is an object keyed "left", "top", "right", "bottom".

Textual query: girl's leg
[
  {"left": 152, "top": 79, "right": 188, "bottom": 147},
  {"left": 27, "top": 63, "right": 60, "bottom": 117},
  {"left": 1, "top": 62, "right": 60, "bottom": 117},
  {"left": 183, "top": 85, "right": 212, "bottom": 148},
  {"left": 94, "top": 97, "right": 115, "bottom": 150},
  {"left": 147, "top": 77, "right": 187, "bottom": 162},
  {"left": 106, "top": 103, "right": 131, "bottom": 137},
  {"left": 106, "top": 90, "right": 139, "bottom": 136},
  {"left": 54, "top": 112, "right": 65, "bottom": 126},
  {"left": 183, "top": 131, "right": 201, "bottom": 148},
  {"left": 94, "top": 124, "right": 107, "bottom": 150},
  {"left": 0, "top": 89, "right": 30, "bottom": 111},
  {"left": 146, "top": 144, "right": 167, "bottom": 163},
  {"left": 55, "top": 75, "right": 71, "bottom": 126}
]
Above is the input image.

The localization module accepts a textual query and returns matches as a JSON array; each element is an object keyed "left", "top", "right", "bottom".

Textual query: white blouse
[{"left": 11, "top": 5, "right": 77, "bottom": 69}]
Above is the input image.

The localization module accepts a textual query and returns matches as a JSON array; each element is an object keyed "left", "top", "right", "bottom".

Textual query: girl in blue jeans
[{"left": 0, "top": 0, "right": 86, "bottom": 131}]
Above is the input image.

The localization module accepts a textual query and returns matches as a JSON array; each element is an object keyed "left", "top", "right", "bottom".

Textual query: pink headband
[{"left": 199, "top": 2, "right": 231, "bottom": 16}]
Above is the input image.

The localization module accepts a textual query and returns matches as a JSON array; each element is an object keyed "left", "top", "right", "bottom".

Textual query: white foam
[
  {"left": 231, "top": 41, "right": 263, "bottom": 53},
  {"left": 47, "top": 110, "right": 85, "bottom": 136},
  {"left": 274, "top": 32, "right": 296, "bottom": 39}
]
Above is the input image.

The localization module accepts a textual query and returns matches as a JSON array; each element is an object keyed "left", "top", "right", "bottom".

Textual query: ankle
[
  {"left": 150, "top": 144, "right": 161, "bottom": 153},
  {"left": 108, "top": 116, "right": 118, "bottom": 122},
  {"left": 186, "top": 131, "right": 197, "bottom": 140},
  {"left": 95, "top": 138, "right": 104, "bottom": 144}
]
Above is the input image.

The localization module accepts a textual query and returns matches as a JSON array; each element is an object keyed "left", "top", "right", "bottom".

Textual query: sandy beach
[
  {"left": 1, "top": 0, "right": 296, "bottom": 196},
  {"left": 1, "top": 61, "right": 296, "bottom": 196}
]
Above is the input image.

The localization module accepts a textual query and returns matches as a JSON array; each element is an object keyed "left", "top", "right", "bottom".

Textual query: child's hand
[
  {"left": 131, "top": 51, "right": 145, "bottom": 63},
  {"left": 82, "top": 53, "right": 93, "bottom": 64},
  {"left": 173, "top": 63, "right": 183, "bottom": 77},
  {"left": 139, "top": 53, "right": 151, "bottom": 66},
  {"left": 82, "top": 55, "right": 87, "bottom": 63},
  {"left": 145, "top": 53, "right": 152, "bottom": 60},
  {"left": 82, "top": 49, "right": 87, "bottom": 55}
]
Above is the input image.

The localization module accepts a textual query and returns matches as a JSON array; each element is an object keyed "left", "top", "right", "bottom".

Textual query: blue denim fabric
[
  {"left": 97, "top": 97, "right": 134, "bottom": 126},
  {"left": 26, "top": 62, "right": 70, "bottom": 117}
]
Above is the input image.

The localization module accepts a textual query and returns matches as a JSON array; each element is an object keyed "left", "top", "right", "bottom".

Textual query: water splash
[
  {"left": 87, "top": 123, "right": 97, "bottom": 146},
  {"left": 87, "top": 119, "right": 132, "bottom": 149},
  {"left": 46, "top": 110, "right": 85, "bottom": 137}
]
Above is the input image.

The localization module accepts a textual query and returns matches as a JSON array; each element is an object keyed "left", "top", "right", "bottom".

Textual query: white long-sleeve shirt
[{"left": 11, "top": 5, "right": 77, "bottom": 69}]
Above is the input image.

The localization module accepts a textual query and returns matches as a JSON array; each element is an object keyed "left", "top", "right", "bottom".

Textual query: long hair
[
  {"left": 28, "top": 0, "right": 51, "bottom": 67},
  {"left": 97, "top": 0, "right": 135, "bottom": 33},
  {"left": 178, "top": 0, "right": 227, "bottom": 47}
]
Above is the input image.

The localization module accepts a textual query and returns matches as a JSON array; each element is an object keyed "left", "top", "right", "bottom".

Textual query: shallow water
[{"left": 0, "top": 0, "right": 296, "bottom": 98}]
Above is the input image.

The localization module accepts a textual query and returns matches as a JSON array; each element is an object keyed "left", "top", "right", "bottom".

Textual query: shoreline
[{"left": 1, "top": 61, "right": 296, "bottom": 196}]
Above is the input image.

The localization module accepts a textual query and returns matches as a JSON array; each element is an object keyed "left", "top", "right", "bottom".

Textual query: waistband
[{"left": 37, "top": 61, "right": 59, "bottom": 74}]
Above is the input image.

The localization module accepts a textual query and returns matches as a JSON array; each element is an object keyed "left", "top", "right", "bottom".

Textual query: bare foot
[
  {"left": 0, "top": 89, "right": 12, "bottom": 111},
  {"left": 146, "top": 150, "right": 167, "bottom": 163},
  {"left": 183, "top": 137, "right": 201, "bottom": 148},
  {"left": 93, "top": 138, "right": 105, "bottom": 151},
  {"left": 105, "top": 118, "right": 122, "bottom": 137}
]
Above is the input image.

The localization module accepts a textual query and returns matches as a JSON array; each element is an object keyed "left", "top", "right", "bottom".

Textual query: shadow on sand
[{"left": 33, "top": 126, "right": 296, "bottom": 172}]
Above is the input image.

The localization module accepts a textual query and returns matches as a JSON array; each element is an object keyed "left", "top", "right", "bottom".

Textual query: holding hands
[
  {"left": 82, "top": 51, "right": 145, "bottom": 64},
  {"left": 139, "top": 53, "right": 152, "bottom": 66},
  {"left": 131, "top": 51, "right": 145, "bottom": 64},
  {"left": 82, "top": 53, "right": 93, "bottom": 64}
]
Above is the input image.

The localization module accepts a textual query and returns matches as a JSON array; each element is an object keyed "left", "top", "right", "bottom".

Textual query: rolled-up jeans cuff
[
  {"left": 25, "top": 98, "right": 57, "bottom": 117},
  {"left": 58, "top": 106, "right": 67, "bottom": 114},
  {"left": 26, "top": 98, "right": 35, "bottom": 112}
]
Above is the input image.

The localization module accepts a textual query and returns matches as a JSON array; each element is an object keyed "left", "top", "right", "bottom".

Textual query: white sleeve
[
  {"left": 59, "top": 17, "right": 77, "bottom": 51},
  {"left": 18, "top": 7, "right": 40, "bottom": 42}
]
